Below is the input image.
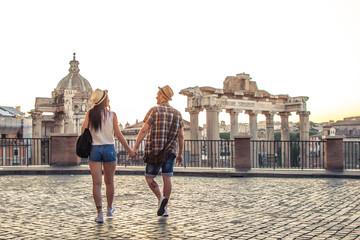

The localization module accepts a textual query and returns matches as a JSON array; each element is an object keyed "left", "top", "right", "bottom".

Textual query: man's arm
[
  {"left": 133, "top": 122, "right": 150, "bottom": 153},
  {"left": 175, "top": 127, "right": 184, "bottom": 165}
]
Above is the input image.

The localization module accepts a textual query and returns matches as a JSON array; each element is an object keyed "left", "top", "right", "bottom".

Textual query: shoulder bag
[{"left": 76, "top": 124, "right": 93, "bottom": 158}]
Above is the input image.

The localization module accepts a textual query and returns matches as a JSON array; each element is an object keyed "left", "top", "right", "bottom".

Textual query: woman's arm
[
  {"left": 81, "top": 111, "right": 90, "bottom": 133},
  {"left": 113, "top": 112, "right": 137, "bottom": 158}
]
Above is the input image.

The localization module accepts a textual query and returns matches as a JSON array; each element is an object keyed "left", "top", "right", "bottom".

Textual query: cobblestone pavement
[{"left": 1, "top": 175, "right": 360, "bottom": 239}]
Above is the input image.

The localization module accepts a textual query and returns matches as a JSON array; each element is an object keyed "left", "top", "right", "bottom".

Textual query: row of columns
[
  {"left": 188, "top": 107, "right": 310, "bottom": 141},
  {"left": 31, "top": 111, "right": 75, "bottom": 138}
]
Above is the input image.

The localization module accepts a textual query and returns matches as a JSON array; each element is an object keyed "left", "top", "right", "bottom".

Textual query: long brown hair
[{"left": 88, "top": 95, "right": 109, "bottom": 132}]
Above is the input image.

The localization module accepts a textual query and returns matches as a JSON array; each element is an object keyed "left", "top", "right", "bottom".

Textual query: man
[{"left": 133, "top": 85, "right": 184, "bottom": 217}]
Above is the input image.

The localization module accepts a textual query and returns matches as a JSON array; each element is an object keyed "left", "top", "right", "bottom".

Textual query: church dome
[{"left": 56, "top": 53, "right": 93, "bottom": 94}]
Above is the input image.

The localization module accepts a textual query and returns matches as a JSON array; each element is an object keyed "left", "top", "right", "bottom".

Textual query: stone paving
[{"left": 1, "top": 175, "right": 360, "bottom": 239}]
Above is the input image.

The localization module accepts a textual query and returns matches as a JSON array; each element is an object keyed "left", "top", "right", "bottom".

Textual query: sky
[{"left": 1, "top": 0, "right": 359, "bottom": 126}]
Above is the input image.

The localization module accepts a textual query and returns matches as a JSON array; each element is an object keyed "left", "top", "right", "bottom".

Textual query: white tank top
[{"left": 90, "top": 111, "right": 115, "bottom": 145}]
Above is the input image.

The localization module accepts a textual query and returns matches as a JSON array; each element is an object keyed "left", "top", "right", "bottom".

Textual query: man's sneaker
[
  {"left": 107, "top": 206, "right": 115, "bottom": 217},
  {"left": 162, "top": 208, "right": 169, "bottom": 217},
  {"left": 95, "top": 212, "right": 104, "bottom": 223},
  {"left": 157, "top": 196, "right": 168, "bottom": 216}
]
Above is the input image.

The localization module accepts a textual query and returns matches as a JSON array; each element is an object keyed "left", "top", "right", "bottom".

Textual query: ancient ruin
[{"left": 180, "top": 73, "right": 310, "bottom": 141}]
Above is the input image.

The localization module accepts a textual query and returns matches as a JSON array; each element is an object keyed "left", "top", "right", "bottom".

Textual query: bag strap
[
  {"left": 86, "top": 117, "right": 90, "bottom": 129},
  {"left": 161, "top": 114, "right": 178, "bottom": 153}
]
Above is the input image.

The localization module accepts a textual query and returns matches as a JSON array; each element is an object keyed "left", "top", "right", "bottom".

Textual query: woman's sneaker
[
  {"left": 95, "top": 212, "right": 104, "bottom": 223},
  {"left": 107, "top": 206, "right": 115, "bottom": 217}
]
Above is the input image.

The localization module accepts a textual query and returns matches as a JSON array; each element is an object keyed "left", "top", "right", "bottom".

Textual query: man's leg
[
  {"left": 162, "top": 175, "right": 172, "bottom": 199},
  {"left": 145, "top": 176, "right": 162, "bottom": 200},
  {"left": 145, "top": 176, "right": 168, "bottom": 216}
]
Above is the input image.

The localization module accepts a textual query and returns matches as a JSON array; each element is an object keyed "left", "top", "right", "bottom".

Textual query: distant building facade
[
  {"left": 330, "top": 116, "right": 360, "bottom": 139},
  {"left": 30, "top": 53, "right": 93, "bottom": 137},
  {"left": 0, "top": 106, "right": 33, "bottom": 165},
  {"left": 0, "top": 106, "right": 31, "bottom": 138}
]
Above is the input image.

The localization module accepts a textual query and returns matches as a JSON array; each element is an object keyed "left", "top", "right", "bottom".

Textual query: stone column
[
  {"left": 246, "top": 110, "right": 258, "bottom": 167},
  {"left": 54, "top": 112, "right": 65, "bottom": 133},
  {"left": 226, "top": 109, "right": 241, "bottom": 140},
  {"left": 188, "top": 107, "right": 202, "bottom": 140},
  {"left": 30, "top": 111, "right": 42, "bottom": 138},
  {"left": 279, "top": 112, "right": 291, "bottom": 168},
  {"left": 206, "top": 107, "right": 221, "bottom": 140},
  {"left": 205, "top": 106, "right": 221, "bottom": 167},
  {"left": 64, "top": 90, "right": 76, "bottom": 133},
  {"left": 279, "top": 112, "right": 291, "bottom": 141},
  {"left": 263, "top": 111, "right": 275, "bottom": 166},
  {"left": 263, "top": 111, "right": 275, "bottom": 141},
  {"left": 30, "top": 111, "right": 42, "bottom": 165},
  {"left": 297, "top": 111, "right": 311, "bottom": 168},
  {"left": 297, "top": 111, "right": 310, "bottom": 141},
  {"left": 245, "top": 110, "right": 258, "bottom": 140},
  {"left": 64, "top": 113, "right": 74, "bottom": 133},
  {"left": 187, "top": 107, "right": 202, "bottom": 166}
]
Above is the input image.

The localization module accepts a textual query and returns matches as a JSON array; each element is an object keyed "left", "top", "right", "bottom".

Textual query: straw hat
[
  {"left": 158, "top": 85, "right": 173, "bottom": 101},
  {"left": 91, "top": 89, "right": 108, "bottom": 105}
]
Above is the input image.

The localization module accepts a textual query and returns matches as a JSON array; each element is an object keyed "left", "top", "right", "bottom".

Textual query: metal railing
[
  {"left": 0, "top": 138, "right": 50, "bottom": 166},
  {"left": 251, "top": 140, "right": 326, "bottom": 169},
  {"left": 183, "top": 140, "right": 234, "bottom": 168},
  {"left": 344, "top": 141, "right": 360, "bottom": 169},
  {"left": 90, "top": 139, "right": 235, "bottom": 168},
  {"left": 2, "top": 137, "right": 359, "bottom": 171}
]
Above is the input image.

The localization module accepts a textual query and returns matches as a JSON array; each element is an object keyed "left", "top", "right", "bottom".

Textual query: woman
[{"left": 82, "top": 88, "right": 137, "bottom": 223}]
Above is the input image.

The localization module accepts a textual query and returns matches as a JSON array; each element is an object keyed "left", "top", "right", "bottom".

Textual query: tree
[
  {"left": 274, "top": 132, "right": 281, "bottom": 141},
  {"left": 219, "top": 132, "right": 230, "bottom": 140}
]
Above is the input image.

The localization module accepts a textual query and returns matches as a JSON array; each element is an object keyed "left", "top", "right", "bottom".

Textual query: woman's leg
[
  {"left": 89, "top": 161, "right": 103, "bottom": 213},
  {"left": 103, "top": 162, "right": 117, "bottom": 208}
]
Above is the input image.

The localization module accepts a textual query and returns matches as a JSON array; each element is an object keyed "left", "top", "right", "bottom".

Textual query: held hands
[{"left": 128, "top": 149, "right": 137, "bottom": 159}]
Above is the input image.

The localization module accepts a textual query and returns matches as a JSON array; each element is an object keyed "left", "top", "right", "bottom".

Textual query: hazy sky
[{"left": 1, "top": 0, "right": 359, "bottom": 126}]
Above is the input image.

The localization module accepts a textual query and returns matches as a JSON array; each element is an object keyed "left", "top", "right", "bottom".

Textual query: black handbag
[{"left": 76, "top": 128, "right": 93, "bottom": 158}]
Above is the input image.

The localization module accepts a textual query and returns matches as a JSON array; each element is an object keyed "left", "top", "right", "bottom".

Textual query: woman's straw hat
[
  {"left": 91, "top": 89, "right": 108, "bottom": 105},
  {"left": 158, "top": 85, "right": 173, "bottom": 101}
]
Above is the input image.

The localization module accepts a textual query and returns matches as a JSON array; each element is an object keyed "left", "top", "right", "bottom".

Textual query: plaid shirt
[{"left": 143, "top": 103, "right": 184, "bottom": 155}]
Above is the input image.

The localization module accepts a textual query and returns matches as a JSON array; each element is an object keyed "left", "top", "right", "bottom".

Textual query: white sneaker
[
  {"left": 157, "top": 196, "right": 168, "bottom": 216},
  {"left": 95, "top": 212, "right": 104, "bottom": 223},
  {"left": 163, "top": 208, "right": 169, "bottom": 217},
  {"left": 107, "top": 206, "right": 115, "bottom": 217}
]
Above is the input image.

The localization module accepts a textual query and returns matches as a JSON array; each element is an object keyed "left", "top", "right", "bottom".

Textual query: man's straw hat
[
  {"left": 158, "top": 85, "right": 173, "bottom": 101},
  {"left": 91, "top": 89, "right": 108, "bottom": 105}
]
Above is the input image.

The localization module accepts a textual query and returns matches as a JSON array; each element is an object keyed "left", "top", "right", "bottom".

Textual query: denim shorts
[
  {"left": 89, "top": 144, "right": 117, "bottom": 163},
  {"left": 145, "top": 152, "right": 176, "bottom": 178}
]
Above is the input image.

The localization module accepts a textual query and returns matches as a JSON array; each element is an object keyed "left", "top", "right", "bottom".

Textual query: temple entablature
[{"left": 180, "top": 72, "right": 310, "bottom": 140}]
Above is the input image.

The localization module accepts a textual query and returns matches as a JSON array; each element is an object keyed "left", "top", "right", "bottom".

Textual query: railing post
[
  {"left": 234, "top": 136, "right": 251, "bottom": 170},
  {"left": 49, "top": 133, "right": 80, "bottom": 166},
  {"left": 325, "top": 136, "right": 344, "bottom": 171}
]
